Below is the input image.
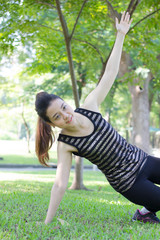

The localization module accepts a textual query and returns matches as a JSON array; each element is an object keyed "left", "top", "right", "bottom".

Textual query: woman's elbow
[{"left": 52, "top": 182, "right": 67, "bottom": 193}]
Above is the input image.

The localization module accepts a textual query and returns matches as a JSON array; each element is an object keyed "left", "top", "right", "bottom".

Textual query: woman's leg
[
  {"left": 122, "top": 155, "right": 160, "bottom": 213},
  {"left": 144, "top": 155, "right": 160, "bottom": 185}
]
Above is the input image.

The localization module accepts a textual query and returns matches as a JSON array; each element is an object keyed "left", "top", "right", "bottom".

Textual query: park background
[{"left": 0, "top": 0, "right": 160, "bottom": 239}]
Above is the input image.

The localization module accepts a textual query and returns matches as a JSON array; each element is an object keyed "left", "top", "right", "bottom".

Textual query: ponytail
[{"left": 35, "top": 117, "right": 54, "bottom": 167}]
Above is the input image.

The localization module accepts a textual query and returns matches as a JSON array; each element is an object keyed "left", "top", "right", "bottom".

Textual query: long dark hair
[{"left": 35, "top": 91, "right": 61, "bottom": 166}]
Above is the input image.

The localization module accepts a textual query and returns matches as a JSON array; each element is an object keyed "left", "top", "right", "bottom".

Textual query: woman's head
[
  {"left": 35, "top": 91, "right": 62, "bottom": 123},
  {"left": 35, "top": 91, "right": 62, "bottom": 167},
  {"left": 36, "top": 91, "right": 74, "bottom": 129}
]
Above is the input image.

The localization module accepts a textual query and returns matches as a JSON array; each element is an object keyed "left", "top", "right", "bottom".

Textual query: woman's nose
[{"left": 62, "top": 112, "right": 68, "bottom": 119}]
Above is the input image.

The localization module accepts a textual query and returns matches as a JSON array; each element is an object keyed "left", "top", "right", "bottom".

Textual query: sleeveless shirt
[{"left": 58, "top": 108, "right": 148, "bottom": 193}]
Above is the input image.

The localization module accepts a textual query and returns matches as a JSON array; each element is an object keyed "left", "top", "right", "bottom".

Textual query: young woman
[{"left": 35, "top": 12, "right": 160, "bottom": 224}]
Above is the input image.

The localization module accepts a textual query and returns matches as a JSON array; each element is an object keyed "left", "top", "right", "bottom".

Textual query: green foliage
[
  {"left": 126, "top": 1, "right": 160, "bottom": 88},
  {"left": 1, "top": 0, "right": 160, "bottom": 84},
  {"left": 0, "top": 0, "right": 160, "bottom": 137}
]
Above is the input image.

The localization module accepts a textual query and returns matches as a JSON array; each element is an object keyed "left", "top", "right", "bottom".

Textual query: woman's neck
[
  {"left": 61, "top": 112, "right": 94, "bottom": 137},
  {"left": 61, "top": 112, "right": 83, "bottom": 134}
]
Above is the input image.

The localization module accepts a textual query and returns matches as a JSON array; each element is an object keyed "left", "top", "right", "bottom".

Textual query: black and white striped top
[{"left": 58, "top": 108, "right": 148, "bottom": 193}]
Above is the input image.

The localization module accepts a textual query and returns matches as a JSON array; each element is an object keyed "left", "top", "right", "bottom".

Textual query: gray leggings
[{"left": 122, "top": 155, "right": 160, "bottom": 212}]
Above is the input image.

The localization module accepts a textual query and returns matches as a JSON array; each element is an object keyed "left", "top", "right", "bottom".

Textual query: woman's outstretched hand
[{"left": 116, "top": 11, "right": 133, "bottom": 35}]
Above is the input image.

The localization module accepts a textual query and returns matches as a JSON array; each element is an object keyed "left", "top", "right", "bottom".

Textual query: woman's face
[{"left": 46, "top": 98, "right": 74, "bottom": 129}]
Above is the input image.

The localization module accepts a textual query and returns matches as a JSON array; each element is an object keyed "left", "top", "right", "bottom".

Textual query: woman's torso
[{"left": 58, "top": 107, "right": 148, "bottom": 193}]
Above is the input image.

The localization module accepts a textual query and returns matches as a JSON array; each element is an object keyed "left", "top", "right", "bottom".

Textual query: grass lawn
[
  {"left": 0, "top": 152, "right": 93, "bottom": 167},
  {"left": 0, "top": 152, "right": 57, "bottom": 165},
  {"left": 0, "top": 140, "right": 58, "bottom": 165},
  {"left": 0, "top": 140, "right": 92, "bottom": 166},
  {"left": 0, "top": 170, "right": 160, "bottom": 240}
]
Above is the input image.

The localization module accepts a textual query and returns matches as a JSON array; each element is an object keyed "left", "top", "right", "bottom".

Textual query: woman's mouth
[{"left": 67, "top": 116, "right": 72, "bottom": 124}]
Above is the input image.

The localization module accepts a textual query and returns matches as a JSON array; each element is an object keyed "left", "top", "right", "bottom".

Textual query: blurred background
[{"left": 0, "top": 0, "right": 160, "bottom": 167}]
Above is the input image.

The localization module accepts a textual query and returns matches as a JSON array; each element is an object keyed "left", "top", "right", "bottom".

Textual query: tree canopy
[{"left": 0, "top": 0, "right": 160, "bottom": 138}]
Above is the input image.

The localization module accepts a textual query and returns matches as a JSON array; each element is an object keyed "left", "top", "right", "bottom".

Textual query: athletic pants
[{"left": 122, "top": 155, "right": 160, "bottom": 213}]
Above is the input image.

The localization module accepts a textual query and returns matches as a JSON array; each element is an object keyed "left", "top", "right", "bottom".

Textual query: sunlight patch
[
  {"left": 84, "top": 180, "right": 109, "bottom": 186},
  {"left": 0, "top": 172, "right": 55, "bottom": 182}
]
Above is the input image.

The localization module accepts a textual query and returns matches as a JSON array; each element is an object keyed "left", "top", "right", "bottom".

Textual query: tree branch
[
  {"left": 104, "top": 0, "right": 121, "bottom": 21},
  {"left": 55, "top": 0, "right": 69, "bottom": 41},
  {"left": 55, "top": 0, "right": 79, "bottom": 107},
  {"left": 126, "top": 0, "right": 141, "bottom": 16},
  {"left": 126, "top": 0, "right": 135, "bottom": 12},
  {"left": 35, "top": 1, "right": 56, "bottom": 8},
  {"left": 128, "top": 8, "right": 160, "bottom": 33},
  {"left": 70, "top": 0, "right": 88, "bottom": 40},
  {"left": 130, "top": 0, "right": 141, "bottom": 17},
  {"left": 73, "top": 37, "right": 104, "bottom": 64},
  {"left": 37, "top": 23, "right": 63, "bottom": 33}
]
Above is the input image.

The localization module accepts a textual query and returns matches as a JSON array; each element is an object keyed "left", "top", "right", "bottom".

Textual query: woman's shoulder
[
  {"left": 80, "top": 102, "right": 100, "bottom": 113},
  {"left": 57, "top": 140, "right": 78, "bottom": 153}
]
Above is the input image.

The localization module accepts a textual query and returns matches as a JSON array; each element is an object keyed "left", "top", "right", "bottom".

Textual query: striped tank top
[{"left": 58, "top": 108, "right": 148, "bottom": 193}]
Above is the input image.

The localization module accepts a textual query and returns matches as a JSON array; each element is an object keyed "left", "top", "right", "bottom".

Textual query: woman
[{"left": 35, "top": 12, "right": 160, "bottom": 224}]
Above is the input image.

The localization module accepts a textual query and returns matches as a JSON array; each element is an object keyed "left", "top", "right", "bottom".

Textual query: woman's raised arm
[
  {"left": 44, "top": 142, "right": 72, "bottom": 224},
  {"left": 83, "top": 12, "right": 132, "bottom": 110}
]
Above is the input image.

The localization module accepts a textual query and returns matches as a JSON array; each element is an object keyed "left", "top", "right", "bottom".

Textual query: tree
[
  {"left": 0, "top": 0, "right": 160, "bottom": 182},
  {"left": 0, "top": 0, "right": 92, "bottom": 189},
  {"left": 103, "top": 0, "right": 160, "bottom": 152}
]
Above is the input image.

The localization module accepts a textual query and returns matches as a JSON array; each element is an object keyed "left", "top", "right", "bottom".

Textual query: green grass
[
  {"left": 0, "top": 152, "right": 57, "bottom": 165},
  {"left": 0, "top": 154, "right": 40, "bottom": 165},
  {"left": 0, "top": 170, "right": 160, "bottom": 240},
  {"left": 0, "top": 152, "right": 93, "bottom": 166},
  {"left": 0, "top": 140, "right": 93, "bottom": 166}
]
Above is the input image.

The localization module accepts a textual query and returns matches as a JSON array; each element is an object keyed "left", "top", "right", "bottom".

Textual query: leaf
[{"left": 57, "top": 218, "right": 70, "bottom": 226}]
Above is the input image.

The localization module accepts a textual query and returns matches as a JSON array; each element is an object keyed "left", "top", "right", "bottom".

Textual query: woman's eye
[
  {"left": 63, "top": 105, "right": 67, "bottom": 110},
  {"left": 55, "top": 115, "right": 60, "bottom": 120}
]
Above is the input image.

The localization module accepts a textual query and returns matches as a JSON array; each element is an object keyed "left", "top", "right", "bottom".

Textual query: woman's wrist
[{"left": 117, "top": 30, "right": 126, "bottom": 39}]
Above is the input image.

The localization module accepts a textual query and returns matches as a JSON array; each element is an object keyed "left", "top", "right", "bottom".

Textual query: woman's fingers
[
  {"left": 129, "top": 18, "right": 133, "bottom": 25},
  {"left": 126, "top": 13, "right": 130, "bottom": 22},
  {"left": 116, "top": 11, "right": 133, "bottom": 33},
  {"left": 121, "top": 11, "right": 126, "bottom": 22},
  {"left": 121, "top": 11, "right": 131, "bottom": 23},
  {"left": 115, "top": 17, "right": 119, "bottom": 25},
  {"left": 124, "top": 12, "right": 128, "bottom": 21}
]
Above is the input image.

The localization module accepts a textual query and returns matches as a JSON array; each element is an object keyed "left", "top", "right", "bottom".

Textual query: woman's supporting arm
[
  {"left": 44, "top": 142, "right": 72, "bottom": 224},
  {"left": 45, "top": 183, "right": 66, "bottom": 224}
]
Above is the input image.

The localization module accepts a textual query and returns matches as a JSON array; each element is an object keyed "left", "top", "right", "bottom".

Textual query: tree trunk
[
  {"left": 55, "top": 0, "right": 79, "bottom": 107},
  {"left": 55, "top": 0, "right": 87, "bottom": 190},
  {"left": 129, "top": 73, "right": 151, "bottom": 153},
  {"left": 69, "top": 156, "right": 88, "bottom": 190},
  {"left": 118, "top": 52, "right": 151, "bottom": 153},
  {"left": 21, "top": 111, "right": 31, "bottom": 153},
  {"left": 104, "top": 0, "right": 160, "bottom": 153}
]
